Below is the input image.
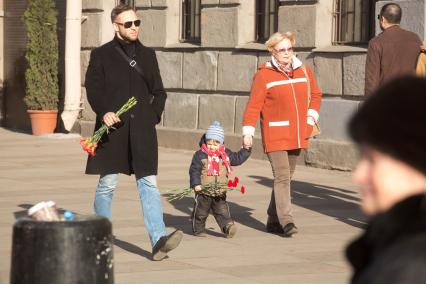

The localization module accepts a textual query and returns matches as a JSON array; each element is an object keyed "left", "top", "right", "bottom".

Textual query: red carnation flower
[
  {"left": 80, "top": 138, "right": 98, "bottom": 156},
  {"left": 240, "top": 185, "right": 245, "bottom": 194},
  {"left": 230, "top": 176, "right": 239, "bottom": 187},
  {"left": 79, "top": 96, "right": 137, "bottom": 156}
]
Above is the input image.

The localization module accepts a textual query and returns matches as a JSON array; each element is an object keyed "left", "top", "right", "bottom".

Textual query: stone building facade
[{"left": 1, "top": 0, "right": 425, "bottom": 170}]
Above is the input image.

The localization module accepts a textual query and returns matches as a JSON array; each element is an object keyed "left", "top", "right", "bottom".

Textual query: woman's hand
[
  {"left": 243, "top": 135, "right": 253, "bottom": 149},
  {"left": 194, "top": 185, "right": 202, "bottom": 192}
]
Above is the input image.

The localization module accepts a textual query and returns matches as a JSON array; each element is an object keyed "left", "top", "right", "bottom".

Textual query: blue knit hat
[{"left": 205, "top": 121, "right": 224, "bottom": 144}]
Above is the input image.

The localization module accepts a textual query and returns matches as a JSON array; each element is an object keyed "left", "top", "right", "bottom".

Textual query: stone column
[
  {"left": 79, "top": 0, "right": 115, "bottom": 134},
  {"left": 0, "top": 1, "right": 4, "bottom": 125}
]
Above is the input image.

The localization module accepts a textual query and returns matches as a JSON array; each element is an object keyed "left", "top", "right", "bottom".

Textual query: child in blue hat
[{"left": 189, "top": 121, "right": 251, "bottom": 238}]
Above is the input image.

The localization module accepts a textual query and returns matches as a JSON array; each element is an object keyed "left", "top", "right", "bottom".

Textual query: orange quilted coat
[{"left": 243, "top": 57, "right": 322, "bottom": 153}]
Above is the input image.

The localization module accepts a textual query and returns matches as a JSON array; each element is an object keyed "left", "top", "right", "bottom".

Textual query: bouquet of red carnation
[
  {"left": 168, "top": 176, "right": 246, "bottom": 202},
  {"left": 80, "top": 96, "right": 138, "bottom": 156}
]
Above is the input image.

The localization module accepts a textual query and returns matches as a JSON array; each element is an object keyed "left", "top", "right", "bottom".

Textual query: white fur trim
[
  {"left": 270, "top": 55, "right": 303, "bottom": 70},
  {"left": 269, "top": 121, "right": 290, "bottom": 127},
  {"left": 307, "top": 109, "right": 319, "bottom": 122},
  {"left": 266, "top": 78, "right": 307, "bottom": 89},
  {"left": 242, "top": 125, "right": 255, "bottom": 136},
  {"left": 270, "top": 56, "right": 278, "bottom": 68},
  {"left": 292, "top": 56, "right": 303, "bottom": 69}
]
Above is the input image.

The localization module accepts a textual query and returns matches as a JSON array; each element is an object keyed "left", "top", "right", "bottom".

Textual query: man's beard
[{"left": 119, "top": 32, "right": 138, "bottom": 42}]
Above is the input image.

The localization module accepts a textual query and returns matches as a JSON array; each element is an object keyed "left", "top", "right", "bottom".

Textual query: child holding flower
[{"left": 189, "top": 121, "right": 251, "bottom": 238}]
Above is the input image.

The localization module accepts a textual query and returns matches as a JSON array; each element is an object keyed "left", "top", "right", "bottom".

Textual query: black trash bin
[{"left": 10, "top": 215, "right": 114, "bottom": 284}]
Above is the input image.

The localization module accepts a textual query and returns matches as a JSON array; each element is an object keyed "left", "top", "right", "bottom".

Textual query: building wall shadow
[
  {"left": 13, "top": 171, "right": 366, "bottom": 260},
  {"left": 163, "top": 194, "right": 267, "bottom": 235},
  {"left": 163, "top": 173, "right": 367, "bottom": 235},
  {"left": 249, "top": 175, "right": 368, "bottom": 229}
]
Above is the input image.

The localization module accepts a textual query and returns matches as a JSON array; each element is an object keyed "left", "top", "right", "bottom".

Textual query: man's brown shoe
[{"left": 152, "top": 230, "right": 183, "bottom": 261}]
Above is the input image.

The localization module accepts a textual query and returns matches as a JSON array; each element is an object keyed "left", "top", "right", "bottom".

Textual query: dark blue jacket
[{"left": 189, "top": 135, "right": 251, "bottom": 188}]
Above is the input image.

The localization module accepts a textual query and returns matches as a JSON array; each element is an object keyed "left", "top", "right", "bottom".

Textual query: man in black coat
[{"left": 84, "top": 4, "right": 182, "bottom": 261}]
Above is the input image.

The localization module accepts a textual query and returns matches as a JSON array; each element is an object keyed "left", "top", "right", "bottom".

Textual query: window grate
[
  {"left": 278, "top": 0, "right": 318, "bottom": 4},
  {"left": 333, "top": 0, "right": 376, "bottom": 45},
  {"left": 119, "top": 0, "right": 135, "bottom": 8},
  {"left": 181, "top": 0, "right": 201, "bottom": 43},
  {"left": 256, "top": 0, "right": 279, "bottom": 43}
]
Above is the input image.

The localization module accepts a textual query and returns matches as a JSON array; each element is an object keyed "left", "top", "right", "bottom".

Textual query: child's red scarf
[{"left": 201, "top": 144, "right": 232, "bottom": 176}]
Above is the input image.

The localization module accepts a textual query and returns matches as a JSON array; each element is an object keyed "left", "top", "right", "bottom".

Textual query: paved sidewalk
[{"left": 0, "top": 128, "right": 365, "bottom": 283}]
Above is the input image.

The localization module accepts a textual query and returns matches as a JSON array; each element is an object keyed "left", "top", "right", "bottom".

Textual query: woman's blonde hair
[{"left": 265, "top": 32, "right": 296, "bottom": 52}]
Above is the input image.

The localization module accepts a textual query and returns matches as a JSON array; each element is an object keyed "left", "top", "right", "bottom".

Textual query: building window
[
  {"left": 118, "top": 0, "right": 135, "bottom": 7},
  {"left": 256, "top": 0, "right": 279, "bottom": 43},
  {"left": 181, "top": 0, "right": 201, "bottom": 43},
  {"left": 333, "top": 0, "right": 377, "bottom": 45},
  {"left": 279, "top": 0, "right": 317, "bottom": 3}
]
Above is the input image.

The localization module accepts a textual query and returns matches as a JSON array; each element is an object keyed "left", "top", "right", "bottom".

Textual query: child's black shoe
[
  {"left": 225, "top": 223, "right": 237, "bottom": 238},
  {"left": 194, "top": 231, "right": 207, "bottom": 237}
]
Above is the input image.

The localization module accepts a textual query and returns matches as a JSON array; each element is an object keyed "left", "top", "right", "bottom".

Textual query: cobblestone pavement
[{"left": 0, "top": 128, "right": 366, "bottom": 283}]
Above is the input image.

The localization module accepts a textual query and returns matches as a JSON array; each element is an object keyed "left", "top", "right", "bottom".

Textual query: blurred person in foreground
[{"left": 346, "top": 76, "right": 426, "bottom": 283}]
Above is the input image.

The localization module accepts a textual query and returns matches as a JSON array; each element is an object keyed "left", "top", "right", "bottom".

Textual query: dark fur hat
[{"left": 349, "top": 76, "right": 426, "bottom": 174}]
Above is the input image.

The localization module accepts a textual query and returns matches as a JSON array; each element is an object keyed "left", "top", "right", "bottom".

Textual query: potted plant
[{"left": 23, "top": 0, "right": 59, "bottom": 135}]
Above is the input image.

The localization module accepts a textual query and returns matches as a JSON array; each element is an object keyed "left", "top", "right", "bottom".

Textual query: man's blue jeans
[{"left": 94, "top": 174, "right": 167, "bottom": 247}]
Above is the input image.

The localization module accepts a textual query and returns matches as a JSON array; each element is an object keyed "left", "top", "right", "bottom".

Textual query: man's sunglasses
[{"left": 116, "top": 20, "right": 141, "bottom": 29}]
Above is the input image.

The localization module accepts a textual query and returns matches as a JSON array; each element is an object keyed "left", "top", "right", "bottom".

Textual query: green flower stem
[
  {"left": 168, "top": 181, "right": 237, "bottom": 201},
  {"left": 89, "top": 96, "right": 138, "bottom": 144}
]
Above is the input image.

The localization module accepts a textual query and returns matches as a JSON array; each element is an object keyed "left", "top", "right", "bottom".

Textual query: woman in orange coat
[{"left": 242, "top": 32, "right": 322, "bottom": 237}]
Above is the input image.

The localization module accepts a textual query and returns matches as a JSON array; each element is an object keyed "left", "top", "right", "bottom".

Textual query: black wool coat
[
  {"left": 346, "top": 194, "right": 426, "bottom": 284},
  {"left": 84, "top": 37, "right": 166, "bottom": 178}
]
